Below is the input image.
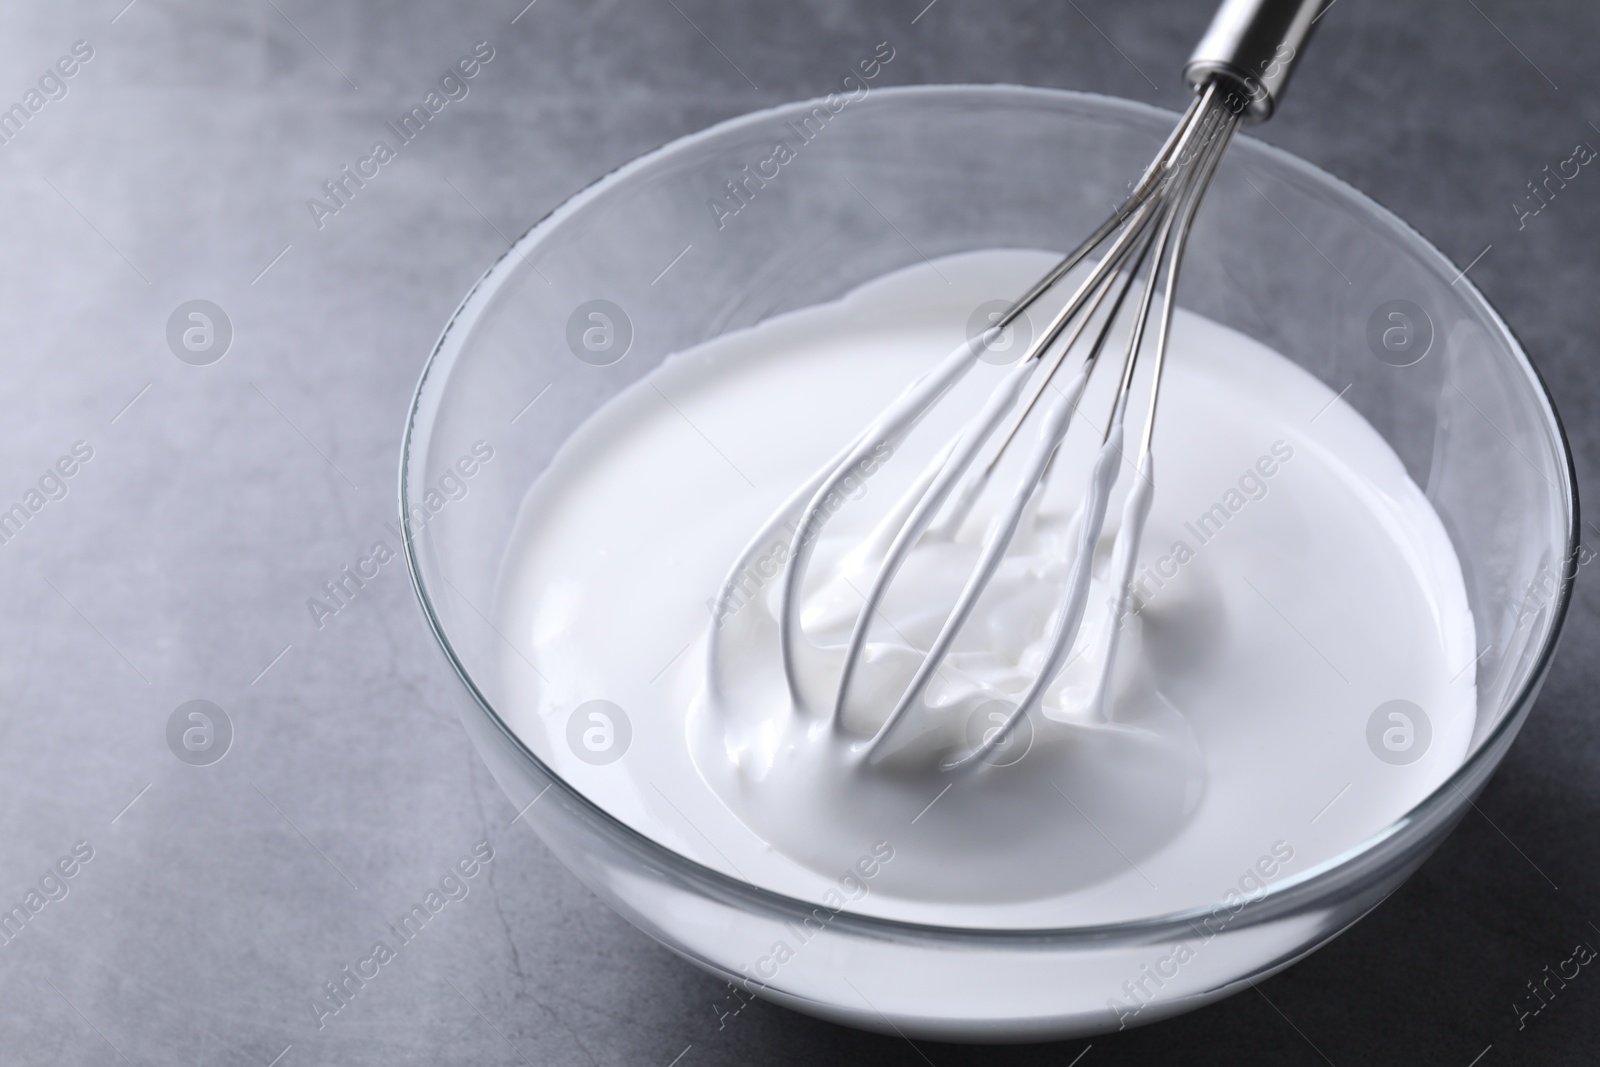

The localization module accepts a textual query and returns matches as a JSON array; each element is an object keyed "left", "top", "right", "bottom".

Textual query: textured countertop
[{"left": 0, "top": 1, "right": 1595, "bottom": 1064}]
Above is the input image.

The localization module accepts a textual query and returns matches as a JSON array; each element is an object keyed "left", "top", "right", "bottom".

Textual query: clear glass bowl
[{"left": 400, "top": 86, "right": 1576, "bottom": 1041}]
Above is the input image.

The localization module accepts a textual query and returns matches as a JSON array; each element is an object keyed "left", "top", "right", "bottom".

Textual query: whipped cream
[{"left": 496, "top": 249, "right": 1478, "bottom": 928}]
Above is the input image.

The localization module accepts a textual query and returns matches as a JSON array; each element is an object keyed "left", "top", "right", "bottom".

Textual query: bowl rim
[{"left": 400, "top": 83, "right": 1580, "bottom": 943}]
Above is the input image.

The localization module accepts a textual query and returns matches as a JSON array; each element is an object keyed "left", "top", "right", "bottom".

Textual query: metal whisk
[{"left": 759, "top": 0, "right": 1325, "bottom": 769}]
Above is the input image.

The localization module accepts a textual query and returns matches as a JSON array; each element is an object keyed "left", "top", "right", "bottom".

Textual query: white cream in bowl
[{"left": 495, "top": 249, "right": 1477, "bottom": 930}]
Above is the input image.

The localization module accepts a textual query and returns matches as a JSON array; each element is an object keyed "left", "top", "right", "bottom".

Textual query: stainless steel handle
[{"left": 1184, "top": 0, "right": 1326, "bottom": 122}]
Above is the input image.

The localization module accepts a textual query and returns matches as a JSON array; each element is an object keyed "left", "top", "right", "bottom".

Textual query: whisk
[{"left": 751, "top": 0, "right": 1324, "bottom": 770}]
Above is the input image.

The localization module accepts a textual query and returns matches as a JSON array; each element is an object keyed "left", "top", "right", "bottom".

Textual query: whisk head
[{"left": 722, "top": 83, "right": 1245, "bottom": 772}]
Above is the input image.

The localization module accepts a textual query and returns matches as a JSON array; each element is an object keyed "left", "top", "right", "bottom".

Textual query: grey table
[{"left": 0, "top": 1, "right": 1593, "bottom": 1064}]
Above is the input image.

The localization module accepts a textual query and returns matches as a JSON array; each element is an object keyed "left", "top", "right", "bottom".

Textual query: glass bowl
[{"left": 400, "top": 85, "right": 1576, "bottom": 1041}]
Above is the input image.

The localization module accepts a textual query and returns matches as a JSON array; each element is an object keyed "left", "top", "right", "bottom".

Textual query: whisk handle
[{"left": 1185, "top": 0, "right": 1326, "bottom": 122}]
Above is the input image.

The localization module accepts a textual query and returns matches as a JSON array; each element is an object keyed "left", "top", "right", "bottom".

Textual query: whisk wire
[{"left": 762, "top": 79, "right": 1254, "bottom": 765}]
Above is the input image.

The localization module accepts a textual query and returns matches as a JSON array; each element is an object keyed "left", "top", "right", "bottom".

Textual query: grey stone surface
[{"left": 0, "top": 0, "right": 1594, "bottom": 1063}]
